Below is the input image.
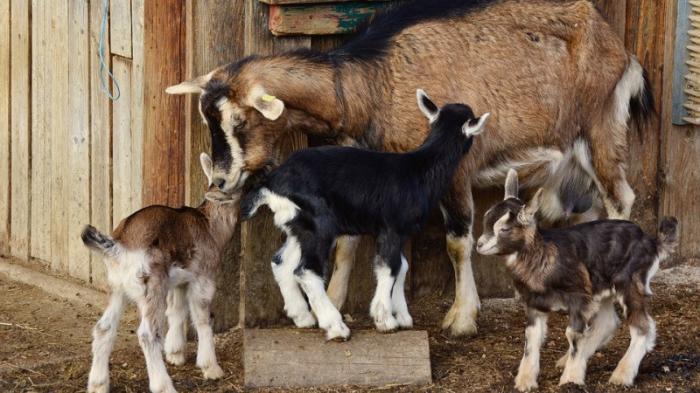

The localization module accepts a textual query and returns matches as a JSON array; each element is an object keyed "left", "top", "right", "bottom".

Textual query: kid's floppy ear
[
  {"left": 165, "top": 71, "right": 214, "bottom": 95},
  {"left": 249, "top": 85, "right": 285, "bottom": 121},
  {"left": 200, "top": 152, "right": 213, "bottom": 186},
  {"left": 462, "top": 113, "right": 490, "bottom": 136},
  {"left": 518, "top": 188, "right": 543, "bottom": 225},
  {"left": 504, "top": 168, "right": 519, "bottom": 200},
  {"left": 416, "top": 89, "right": 439, "bottom": 123}
]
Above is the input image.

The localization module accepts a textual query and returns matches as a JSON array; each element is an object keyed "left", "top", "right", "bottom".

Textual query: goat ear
[
  {"left": 518, "top": 188, "right": 543, "bottom": 225},
  {"left": 504, "top": 168, "right": 519, "bottom": 200},
  {"left": 416, "top": 89, "right": 439, "bottom": 122},
  {"left": 165, "top": 71, "right": 214, "bottom": 95},
  {"left": 462, "top": 113, "right": 490, "bottom": 136},
  {"left": 249, "top": 86, "right": 285, "bottom": 121},
  {"left": 200, "top": 152, "right": 213, "bottom": 185}
]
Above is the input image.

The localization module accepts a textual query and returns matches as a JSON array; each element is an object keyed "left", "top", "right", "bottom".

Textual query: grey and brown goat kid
[
  {"left": 476, "top": 169, "right": 678, "bottom": 391},
  {"left": 81, "top": 153, "right": 237, "bottom": 393},
  {"left": 240, "top": 90, "right": 489, "bottom": 340},
  {"left": 167, "top": 0, "right": 654, "bottom": 337}
]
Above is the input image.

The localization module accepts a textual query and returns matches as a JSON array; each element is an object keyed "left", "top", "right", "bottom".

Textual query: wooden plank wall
[{"left": 1, "top": 0, "right": 145, "bottom": 288}]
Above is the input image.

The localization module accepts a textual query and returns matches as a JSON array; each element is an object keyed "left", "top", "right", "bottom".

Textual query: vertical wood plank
[
  {"left": 30, "top": 0, "right": 52, "bottom": 265},
  {"left": 624, "top": 0, "right": 667, "bottom": 233},
  {"left": 67, "top": 0, "right": 91, "bottom": 281},
  {"left": 0, "top": 0, "right": 10, "bottom": 255},
  {"left": 109, "top": 0, "right": 132, "bottom": 58},
  {"left": 142, "top": 0, "right": 186, "bottom": 207},
  {"left": 10, "top": 0, "right": 30, "bottom": 260},
  {"left": 660, "top": 0, "right": 700, "bottom": 258},
  {"left": 89, "top": 0, "right": 113, "bottom": 287},
  {"left": 594, "top": 0, "right": 627, "bottom": 38},
  {"left": 188, "top": 0, "right": 246, "bottom": 332},
  {"left": 112, "top": 57, "right": 135, "bottom": 224},
  {"left": 240, "top": 0, "right": 311, "bottom": 327},
  {"left": 130, "top": 0, "right": 144, "bottom": 212},
  {"left": 49, "top": 0, "right": 70, "bottom": 272}
]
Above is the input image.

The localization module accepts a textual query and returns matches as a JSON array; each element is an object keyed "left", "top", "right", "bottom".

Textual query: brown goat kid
[
  {"left": 167, "top": 0, "right": 653, "bottom": 336},
  {"left": 81, "top": 153, "right": 237, "bottom": 393},
  {"left": 476, "top": 169, "right": 678, "bottom": 391}
]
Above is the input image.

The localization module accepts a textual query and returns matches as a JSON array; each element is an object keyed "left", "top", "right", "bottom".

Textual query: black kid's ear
[
  {"left": 416, "top": 89, "right": 439, "bottom": 122},
  {"left": 462, "top": 113, "right": 490, "bottom": 136},
  {"left": 504, "top": 168, "right": 519, "bottom": 200}
]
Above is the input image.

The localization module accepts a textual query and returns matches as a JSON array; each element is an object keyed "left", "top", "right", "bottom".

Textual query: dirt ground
[{"left": 1, "top": 265, "right": 698, "bottom": 393}]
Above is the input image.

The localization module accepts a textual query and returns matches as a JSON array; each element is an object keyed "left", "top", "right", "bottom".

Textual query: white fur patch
[
  {"left": 614, "top": 58, "right": 645, "bottom": 127},
  {"left": 515, "top": 313, "right": 547, "bottom": 392},
  {"left": 215, "top": 97, "right": 248, "bottom": 191},
  {"left": 272, "top": 236, "right": 316, "bottom": 328},
  {"left": 370, "top": 262, "right": 399, "bottom": 332},
  {"left": 476, "top": 212, "right": 510, "bottom": 255},
  {"left": 392, "top": 255, "right": 413, "bottom": 328},
  {"left": 645, "top": 256, "right": 660, "bottom": 295},
  {"left": 474, "top": 148, "right": 563, "bottom": 188},
  {"left": 610, "top": 321, "right": 655, "bottom": 386},
  {"left": 259, "top": 188, "right": 300, "bottom": 228},
  {"left": 297, "top": 270, "right": 349, "bottom": 340}
]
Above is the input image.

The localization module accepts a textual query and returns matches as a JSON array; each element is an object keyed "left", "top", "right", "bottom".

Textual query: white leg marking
[
  {"left": 392, "top": 255, "right": 413, "bottom": 329},
  {"left": 188, "top": 281, "right": 224, "bottom": 380},
  {"left": 370, "top": 261, "right": 399, "bottom": 332},
  {"left": 135, "top": 300, "right": 176, "bottom": 393},
  {"left": 164, "top": 285, "right": 188, "bottom": 366},
  {"left": 327, "top": 235, "right": 360, "bottom": 310},
  {"left": 610, "top": 319, "right": 655, "bottom": 386},
  {"left": 297, "top": 270, "right": 349, "bottom": 340},
  {"left": 443, "top": 234, "right": 479, "bottom": 336},
  {"left": 261, "top": 189, "right": 299, "bottom": 228},
  {"left": 645, "top": 256, "right": 661, "bottom": 295},
  {"left": 559, "top": 327, "right": 587, "bottom": 386},
  {"left": 272, "top": 236, "right": 316, "bottom": 328},
  {"left": 88, "top": 291, "right": 125, "bottom": 393},
  {"left": 515, "top": 313, "right": 548, "bottom": 392},
  {"left": 557, "top": 300, "right": 619, "bottom": 370}
]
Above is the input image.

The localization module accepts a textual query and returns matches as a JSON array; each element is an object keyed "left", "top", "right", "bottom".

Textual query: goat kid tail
[
  {"left": 626, "top": 57, "right": 655, "bottom": 136},
  {"left": 657, "top": 217, "right": 679, "bottom": 256},
  {"left": 81, "top": 225, "right": 121, "bottom": 258}
]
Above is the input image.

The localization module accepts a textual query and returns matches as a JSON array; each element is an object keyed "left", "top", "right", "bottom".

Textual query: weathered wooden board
[
  {"left": 268, "top": 2, "right": 388, "bottom": 36},
  {"left": 142, "top": 0, "right": 186, "bottom": 207},
  {"left": 110, "top": 0, "right": 132, "bottom": 58},
  {"left": 112, "top": 57, "right": 136, "bottom": 224},
  {"left": 660, "top": 0, "right": 700, "bottom": 258},
  {"left": 130, "top": 0, "right": 144, "bottom": 211},
  {"left": 244, "top": 329, "right": 432, "bottom": 388},
  {"left": 260, "top": 0, "right": 388, "bottom": 4},
  {"left": 240, "top": 0, "right": 310, "bottom": 327},
  {"left": 0, "top": 0, "right": 10, "bottom": 255},
  {"left": 67, "top": 0, "right": 91, "bottom": 282},
  {"left": 187, "top": 0, "right": 246, "bottom": 332},
  {"left": 88, "top": 0, "right": 113, "bottom": 288},
  {"left": 9, "top": 0, "right": 31, "bottom": 260}
]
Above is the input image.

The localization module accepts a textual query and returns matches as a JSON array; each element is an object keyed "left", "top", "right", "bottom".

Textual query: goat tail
[
  {"left": 624, "top": 57, "right": 655, "bottom": 137},
  {"left": 240, "top": 186, "right": 265, "bottom": 221},
  {"left": 657, "top": 217, "right": 679, "bottom": 256},
  {"left": 81, "top": 225, "right": 121, "bottom": 258}
]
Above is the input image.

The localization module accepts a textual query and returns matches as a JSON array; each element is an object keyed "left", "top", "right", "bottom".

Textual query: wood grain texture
[
  {"left": 593, "top": 0, "right": 627, "bottom": 38},
  {"left": 0, "top": 0, "right": 10, "bottom": 255},
  {"left": 268, "top": 2, "right": 388, "bottom": 36},
  {"left": 142, "top": 0, "right": 186, "bottom": 207},
  {"left": 130, "top": 0, "right": 145, "bottom": 210},
  {"left": 187, "top": 0, "right": 247, "bottom": 332},
  {"left": 109, "top": 0, "right": 132, "bottom": 58},
  {"left": 88, "top": 0, "right": 113, "bottom": 287},
  {"left": 624, "top": 0, "right": 667, "bottom": 233},
  {"left": 260, "top": 0, "right": 388, "bottom": 4},
  {"left": 244, "top": 329, "right": 431, "bottom": 388},
  {"left": 67, "top": 0, "right": 91, "bottom": 281},
  {"left": 241, "top": 0, "right": 310, "bottom": 327},
  {"left": 112, "top": 57, "right": 136, "bottom": 224},
  {"left": 10, "top": 0, "right": 30, "bottom": 260},
  {"left": 660, "top": 0, "right": 700, "bottom": 258}
]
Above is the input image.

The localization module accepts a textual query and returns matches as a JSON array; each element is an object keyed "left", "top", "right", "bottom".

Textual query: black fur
[
  {"left": 81, "top": 225, "right": 117, "bottom": 256},
  {"left": 629, "top": 69, "right": 655, "bottom": 137},
  {"left": 241, "top": 101, "right": 482, "bottom": 279}
]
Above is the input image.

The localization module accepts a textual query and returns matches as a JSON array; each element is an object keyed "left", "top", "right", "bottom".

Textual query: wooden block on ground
[{"left": 244, "top": 329, "right": 432, "bottom": 388}]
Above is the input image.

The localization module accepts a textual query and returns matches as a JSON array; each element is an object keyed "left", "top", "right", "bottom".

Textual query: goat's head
[
  {"left": 167, "top": 56, "right": 336, "bottom": 194},
  {"left": 199, "top": 151, "right": 236, "bottom": 204},
  {"left": 416, "top": 89, "right": 489, "bottom": 141},
  {"left": 476, "top": 169, "right": 543, "bottom": 256}
]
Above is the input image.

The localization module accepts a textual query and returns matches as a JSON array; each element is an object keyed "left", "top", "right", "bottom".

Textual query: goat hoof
[
  {"left": 166, "top": 351, "right": 186, "bottom": 366},
  {"left": 325, "top": 322, "right": 351, "bottom": 341},
  {"left": 375, "top": 315, "right": 399, "bottom": 332},
  {"left": 559, "top": 375, "right": 585, "bottom": 387},
  {"left": 395, "top": 313, "right": 413, "bottom": 329},
  {"left": 292, "top": 312, "right": 317, "bottom": 328},
  {"left": 202, "top": 364, "right": 225, "bottom": 380},
  {"left": 608, "top": 370, "right": 634, "bottom": 387},
  {"left": 514, "top": 378, "right": 538, "bottom": 392},
  {"left": 441, "top": 305, "right": 478, "bottom": 337},
  {"left": 87, "top": 382, "right": 109, "bottom": 393}
]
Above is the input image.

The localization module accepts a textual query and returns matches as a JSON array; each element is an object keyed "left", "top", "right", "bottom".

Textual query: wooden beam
[
  {"left": 109, "top": 0, "right": 132, "bottom": 58},
  {"left": 0, "top": 0, "right": 10, "bottom": 255},
  {"left": 268, "top": 2, "right": 388, "bottom": 36},
  {"left": 142, "top": 0, "right": 187, "bottom": 207},
  {"left": 244, "top": 329, "right": 432, "bottom": 388}
]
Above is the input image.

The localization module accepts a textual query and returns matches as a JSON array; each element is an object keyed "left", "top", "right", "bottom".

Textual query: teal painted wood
[
  {"left": 672, "top": 0, "right": 690, "bottom": 125},
  {"left": 267, "top": 1, "right": 392, "bottom": 36}
]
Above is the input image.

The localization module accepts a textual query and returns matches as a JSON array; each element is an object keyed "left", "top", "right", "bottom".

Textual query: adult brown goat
[{"left": 167, "top": 0, "right": 653, "bottom": 337}]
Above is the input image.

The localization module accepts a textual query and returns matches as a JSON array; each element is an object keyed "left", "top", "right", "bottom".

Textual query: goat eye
[
  {"left": 234, "top": 121, "right": 246, "bottom": 133},
  {"left": 499, "top": 227, "right": 511, "bottom": 234}
]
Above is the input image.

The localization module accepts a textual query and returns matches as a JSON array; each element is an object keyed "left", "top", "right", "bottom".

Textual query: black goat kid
[
  {"left": 240, "top": 90, "right": 489, "bottom": 340},
  {"left": 476, "top": 169, "right": 678, "bottom": 391}
]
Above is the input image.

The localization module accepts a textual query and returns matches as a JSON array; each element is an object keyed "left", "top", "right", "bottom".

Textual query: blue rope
[{"left": 98, "top": 0, "right": 120, "bottom": 100}]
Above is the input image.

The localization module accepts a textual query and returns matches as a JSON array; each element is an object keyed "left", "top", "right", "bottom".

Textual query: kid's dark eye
[
  {"left": 234, "top": 121, "right": 246, "bottom": 133},
  {"left": 499, "top": 227, "right": 511, "bottom": 234}
]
